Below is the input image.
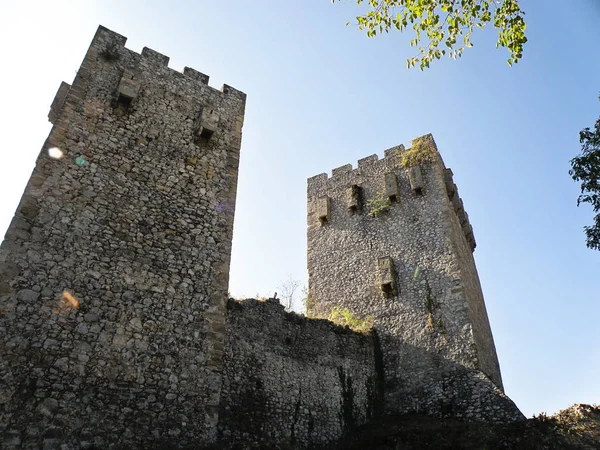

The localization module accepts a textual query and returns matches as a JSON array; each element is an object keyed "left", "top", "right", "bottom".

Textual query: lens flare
[
  {"left": 62, "top": 290, "right": 80, "bottom": 308},
  {"left": 48, "top": 147, "right": 64, "bottom": 159}
]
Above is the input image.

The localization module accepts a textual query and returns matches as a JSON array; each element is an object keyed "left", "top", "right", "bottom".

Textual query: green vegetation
[
  {"left": 424, "top": 279, "right": 444, "bottom": 334},
  {"left": 99, "top": 42, "right": 120, "bottom": 61},
  {"left": 570, "top": 97, "right": 600, "bottom": 250},
  {"left": 305, "top": 296, "right": 317, "bottom": 316},
  {"left": 328, "top": 306, "right": 374, "bottom": 333},
  {"left": 367, "top": 190, "right": 391, "bottom": 217},
  {"left": 335, "top": 0, "right": 527, "bottom": 70},
  {"left": 400, "top": 138, "right": 438, "bottom": 167},
  {"left": 424, "top": 280, "right": 435, "bottom": 313}
]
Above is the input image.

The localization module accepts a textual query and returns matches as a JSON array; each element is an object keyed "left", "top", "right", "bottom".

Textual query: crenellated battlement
[
  {"left": 46, "top": 24, "right": 246, "bottom": 163},
  {"left": 307, "top": 144, "right": 405, "bottom": 194},
  {"left": 307, "top": 134, "right": 451, "bottom": 194},
  {"left": 89, "top": 25, "right": 245, "bottom": 98},
  {"left": 307, "top": 134, "right": 474, "bottom": 251}
]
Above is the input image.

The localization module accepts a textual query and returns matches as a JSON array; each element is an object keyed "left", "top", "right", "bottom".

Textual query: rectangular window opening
[
  {"left": 199, "top": 128, "right": 214, "bottom": 140},
  {"left": 117, "top": 93, "right": 132, "bottom": 109},
  {"left": 381, "top": 282, "right": 394, "bottom": 298},
  {"left": 346, "top": 184, "right": 362, "bottom": 215}
]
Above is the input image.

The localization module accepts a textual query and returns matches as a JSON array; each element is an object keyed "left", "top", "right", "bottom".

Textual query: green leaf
[{"left": 339, "top": 0, "right": 527, "bottom": 70}]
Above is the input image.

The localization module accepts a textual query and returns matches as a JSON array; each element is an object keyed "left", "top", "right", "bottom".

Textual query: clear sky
[{"left": 0, "top": 0, "right": 598, "bottom": 418}]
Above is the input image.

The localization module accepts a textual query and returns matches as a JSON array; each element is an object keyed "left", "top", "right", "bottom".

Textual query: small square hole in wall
[
  {"left": 413, "top": 187, "right": 423, "bottom": 196},
  {"left": 347, "top": 184, "right": 362, "bottom": 215},
  {"left": 199, "top": 128, "right": 214, "bottom": 140},
  {"left": 388, "top": 193, "right": 398, "bottom": 203},
  {"left": 316, "top": 196, "right": 331, "bottom": 226},
  {"left": 117, "top": 94, "right": 132, "bottom": 109},
  {"left": 115, "top": 94, "right": 133, "bottom": 115},
  {"left": 381, "top": 282, "right": 394, "bottom": 298}
]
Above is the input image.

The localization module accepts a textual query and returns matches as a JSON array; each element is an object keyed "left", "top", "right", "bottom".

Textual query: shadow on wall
[
  {"left": 218, "top": 298, "right": 384, "bottom": 449},
  {"left": 377, "top": 332, "right": 524, "bottom": 423},
  {"left": 216, "top": 299, "right": 523, "bottom": 450}
]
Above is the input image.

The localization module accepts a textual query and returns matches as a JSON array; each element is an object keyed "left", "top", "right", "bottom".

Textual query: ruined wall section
[
  {"left": 0, "top": 25, "right": 245, "bottom": 449},
  {"left": 306, "top": 135, "right": 508, "bottom": 420},
  {"left": 219, "top": 299, "right": 383, "bottom": 448}
]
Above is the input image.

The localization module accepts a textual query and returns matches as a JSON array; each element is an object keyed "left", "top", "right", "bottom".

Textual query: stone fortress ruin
[{"left": 0, "top": 26, "right": 522, "bottom": 449}]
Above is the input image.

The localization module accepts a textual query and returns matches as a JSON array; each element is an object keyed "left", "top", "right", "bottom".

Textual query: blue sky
[{"left": 0, "top": 0, "right": 598, "bottom": 418}]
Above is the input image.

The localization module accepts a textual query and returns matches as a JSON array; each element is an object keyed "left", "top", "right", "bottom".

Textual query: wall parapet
[
  {"left": 91, "top": 25, "right": 245, "bottom": 98},
  {"left": 219, "top": 298, "right": 383, "bottom": 448},
  {"left": 306, "top": 134, "right": 476, "bottom": 251}
]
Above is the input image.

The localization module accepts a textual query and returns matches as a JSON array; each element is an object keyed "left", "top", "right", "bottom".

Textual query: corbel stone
[
  {"left": 196, "top": 106, "right": 220, "bottom": 141},
  {"left": 384, "top": 172, "right": 399, "bottom": 201},
  {"left": 117, "top": 69, "right": 141, "bottom": 100},
  {"left": 408, "top": 165, "right": 424, "bottom": 195},
  {"left": 443, "top": 168, "right": 456, "bottom": 199},
  {"left": 48, "top": 82, "right": 70, "bottom": 124},
  {"left": 316, "top": 196, "right": 331, "bottom": 225},
  {"left": 378, "top": 257, "right": 397, "bottom": 297},
  {"left": 346, "top": 185, "right": 362, "bottom": 214}
]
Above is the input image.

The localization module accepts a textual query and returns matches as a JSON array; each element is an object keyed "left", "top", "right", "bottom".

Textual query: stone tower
[
  {"left": 307, "top": 135, "right": 516, "bottom": 420},
  {"left": 0, "top": 26, "right": 245, "bottom": 448}
]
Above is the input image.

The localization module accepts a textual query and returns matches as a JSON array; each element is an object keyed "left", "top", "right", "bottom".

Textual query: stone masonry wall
[
  {"left": 218, "top": 299, "right": 383, "bottom": 448},
  {"left": 306, "top": 135, "right": 515, "bottom": 421},
  {"left": 442, "top": 167, "right": 502, "bottom": 388},
  {"left": 0, "top": 26, "right": 245, "bottom": 449}
]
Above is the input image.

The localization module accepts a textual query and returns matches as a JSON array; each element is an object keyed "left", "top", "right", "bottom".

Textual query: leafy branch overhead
[
  {"left": 570, "top": 97, "right": 600, "bottom": 251},
  {"left": 335, "top": 0, "right": 527, "bottom": 69}
]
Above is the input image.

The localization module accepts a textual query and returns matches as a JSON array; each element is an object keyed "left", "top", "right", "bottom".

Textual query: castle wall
[
  {"left": 443, "top": 169, "right": 503, "bottom": 388},
  {"left": 0, "top": 26, "right": 245, "bottom": 448},
  {"left": 306, "top": 135, "right": 509, "bottom": 419},
  {"left": 218, "top": 299, "right": 383, "bottom": 448}
]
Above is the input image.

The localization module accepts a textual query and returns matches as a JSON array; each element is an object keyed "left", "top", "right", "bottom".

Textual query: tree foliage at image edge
[
  {"left": 335, "top": 0, "right": 527, "bottom": 69},
  {"left": 570, "top": 99, "right": 600, "bottom": 251}
]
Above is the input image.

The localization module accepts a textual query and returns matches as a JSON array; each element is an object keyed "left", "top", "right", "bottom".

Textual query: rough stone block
[
  {"left": 184, "top": 67, "right": 210, "bottom": 84},
  {"left": 384, "top": 172, "right": 399, "bottom": 201},
  {"left": 141, "top": 46, "right": 170, "bottom": 65},
  {"left": 357, "top": 154, "right": 378, "bottom": 169},
  {"left": 316, "top": 196, "right": 331, "bottom": 225},
  {"left": 196, "top": 106, "right": 220, "bottom": 140},
  {"left": 332, "top": 164, "right": 352, "bottom": 177},
  {"left": 452, "top": 193, "right": 463, "bottom": 213},
  {"left": 408, "top": 165, "right": 424, "bottom": 195},
  {"left": 378, "top": 256, "right": 397, "bottom": 297},
  {"left": 444, "top": 168, "right": 456, "bottom": 198},
  {"left": 384, "top": 144, "right": 404, "bottom": 159},
  {"left": 48, "top": 82, "right": 71, "bottom": 124},
  {"left": 117, "top": 69, "right": 140, "bottom": 100},
  {"left": 346, "top": 185, "right": 362, "bottom": 214}
]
